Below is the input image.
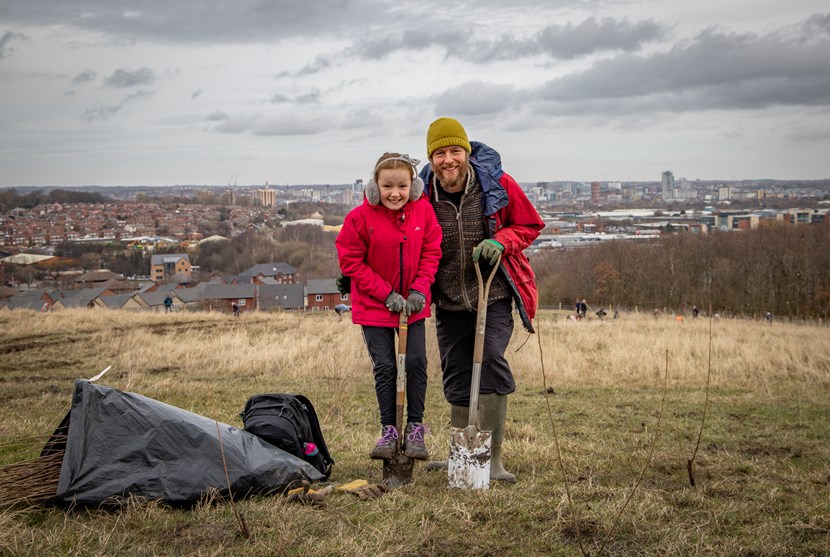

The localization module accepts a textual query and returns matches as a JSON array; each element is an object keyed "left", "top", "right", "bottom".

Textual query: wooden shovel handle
[
  {"left": 395, "top": 312, "right": 408, "bottom": 450},
  {"left": 469, "top": 254, "right": 502, "bottom": 429}
]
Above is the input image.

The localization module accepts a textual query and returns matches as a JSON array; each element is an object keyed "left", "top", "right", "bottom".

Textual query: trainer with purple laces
[
  {"left": 419, "top": 117, "right": 544, "bottom": 483},
  {"left": 336, "top": 152, "right": 443, "bottom": 463}
]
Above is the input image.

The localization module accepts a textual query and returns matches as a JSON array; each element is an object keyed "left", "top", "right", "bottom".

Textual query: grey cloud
[
  {"left": 81, "top": 89, "right": 154, "bottom": 123},
  {"left": 212, "top": 112, "right": 328, "bottom": 136},
  {"left": 82, "top": 104, "right": 121, "bottom": 123},
  {"left": 270, "top": 94, "right": 290, "bottom": 103},
  {"left": 206, "top": 111, "right": 229, "bottom": 122},
  {"left": 295, "top": 90, "right": 320, "bottom": 104},
  {"left": 0, "top": 31, "right": 25, "bottom": 60},
  {"left": 348, "top": 17, "right": 664, "bottom": 64},
  {"left": 191, "top": 88, "right": 203, "bottom": 99},
  {"left": 72, "top": 69, "right": 97, "bottom": 84},
  {"left": 532, "top": 16, "right": 830, "bottom": 114},
  {"left": 0, "top": 1, "right": 387, "bottom": 43},
  {"left": 434, "top": 81, "right": 516, "bottom": 116},
  {"left": 534, "top": 17, "right": 666, "bottom": 59},
  {"left": 125, "top": 89, "right": 154, "bottom": 102},
  {"left": 104, "top": 67, "right": 155, "bottom": 88}
]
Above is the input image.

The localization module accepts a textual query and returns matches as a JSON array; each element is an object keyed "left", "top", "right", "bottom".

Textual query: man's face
[{"left": 430, "top": 145, "right": 468, "bottom": 193}]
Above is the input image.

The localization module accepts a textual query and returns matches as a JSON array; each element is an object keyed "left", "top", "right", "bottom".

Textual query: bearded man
[{"left": 419, "top": 117, "right": 544, "bottom": 482}]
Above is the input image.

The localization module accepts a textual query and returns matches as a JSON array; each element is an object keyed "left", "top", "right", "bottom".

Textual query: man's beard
[{"left": 435, "top": 162, "right": 468, "bottom": 192}]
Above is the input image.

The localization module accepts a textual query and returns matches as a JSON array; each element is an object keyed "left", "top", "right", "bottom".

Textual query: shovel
[
  {"left": 382, "top": 311, "right": 415, "bottom": 487},
  {"left": 447, "top": 254, "right": 501, "bottom": 489}
]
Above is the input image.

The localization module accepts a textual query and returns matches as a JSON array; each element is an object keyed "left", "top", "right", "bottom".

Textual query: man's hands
[
  {"left": 472, "top": 239, "right": 504, "bottom": 265},
  {"left": 405, "top": 290, "right": 426, "bottom": 315},
  {"left": 385, "top": 291, "right": 406, "bottom": 313}
]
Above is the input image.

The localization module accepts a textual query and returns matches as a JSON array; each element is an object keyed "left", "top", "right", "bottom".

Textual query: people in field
[
  {"left": 335, "top": 152, "right": 442, "bottom": 462},
  {"left": 418, "top": 117, "right": 544, "bottom": 482}
]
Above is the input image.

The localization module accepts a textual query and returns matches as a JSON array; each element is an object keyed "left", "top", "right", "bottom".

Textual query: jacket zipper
[{"left": 455, "top": 200, "right": 473, "bottom": 310}]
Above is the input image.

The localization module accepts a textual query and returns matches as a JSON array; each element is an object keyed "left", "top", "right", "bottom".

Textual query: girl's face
[{"left": 377, "top": 167, "right": 411, "bottom": 211}]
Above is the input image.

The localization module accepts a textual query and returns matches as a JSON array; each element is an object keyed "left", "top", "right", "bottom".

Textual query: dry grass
[{"left": 0, "top": 308, "right": 828, "bottom": 556}]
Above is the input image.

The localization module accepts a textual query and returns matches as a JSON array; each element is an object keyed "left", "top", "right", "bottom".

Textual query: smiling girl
[{"left": 336, "top": 153, "right": 442, "bottom": 462}]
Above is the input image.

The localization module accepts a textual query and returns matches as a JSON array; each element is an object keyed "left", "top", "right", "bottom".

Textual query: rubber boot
[
  {"left": 426, "top": 404, "right": 469, "bottom": 471},
  {"left": 479, "top": 393, "right": 517, "bottom": 483}
]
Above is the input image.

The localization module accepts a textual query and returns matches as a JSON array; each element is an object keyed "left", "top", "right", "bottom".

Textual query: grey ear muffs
[
  {"left": 365, "top": 179, "right": 381, "bottom": 205},
  {"left": 364, "top": 175, "right": 425, "bottom": 206},
  {"left": 410, "top": 176, "right": 424, "bottom": 201}
]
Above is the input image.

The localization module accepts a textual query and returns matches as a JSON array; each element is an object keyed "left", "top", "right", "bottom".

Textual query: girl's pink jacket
[{"left": 336, "top": 196, "right": 442, "bottom": 327}]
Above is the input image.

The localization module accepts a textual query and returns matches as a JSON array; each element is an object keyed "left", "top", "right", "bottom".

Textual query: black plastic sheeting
[{"left": 50, "top": 380, "right": 323, "bottom": 506}]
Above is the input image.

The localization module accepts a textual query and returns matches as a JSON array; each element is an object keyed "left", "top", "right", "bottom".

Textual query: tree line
[
  {"left": 532, "top": 223, "right": 830, "bottom": 319},
  {"left": 0, "top": 189, "right": 110, "bottom": 212}
]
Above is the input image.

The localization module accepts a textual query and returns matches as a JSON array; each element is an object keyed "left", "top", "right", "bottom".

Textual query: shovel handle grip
[{"left": 469, "top": 254, "right": 502, "bottom": 428}]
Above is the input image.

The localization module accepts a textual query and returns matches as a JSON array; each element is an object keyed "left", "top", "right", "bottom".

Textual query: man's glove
[
  {"left": 405, "top": 290, "right": 426, "bottom": 316},
  {"left": 472, "top": 239, "right": 504, "bottom": 265},
  {"left": 385, "top": 291, "right": 406, "bottom": 313},
  {"left": 335, "top": 273, "right": 351, "bottom": 295}
]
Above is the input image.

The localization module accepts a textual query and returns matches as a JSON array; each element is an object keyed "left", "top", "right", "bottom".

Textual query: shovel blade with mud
[
  {"left": 447, "top": 256, "right": 501, "bottom": 490},
  {"left": 382, "top": 312, "right": 414, "bottom": 486}
]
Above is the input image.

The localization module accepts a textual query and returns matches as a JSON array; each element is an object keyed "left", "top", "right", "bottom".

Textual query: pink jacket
[{"left": 336, "top": 196, "right": 442, "bottom": 327}]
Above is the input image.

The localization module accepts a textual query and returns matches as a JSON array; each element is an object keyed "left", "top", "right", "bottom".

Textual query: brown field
[{"left": 1, "top": 309, "right": 828, "bottom": 556}]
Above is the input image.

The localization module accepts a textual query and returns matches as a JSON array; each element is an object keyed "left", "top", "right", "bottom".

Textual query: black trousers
[
  {"left": 435, "top": 298, "right": 516, "bottom": 406},
  {"left": 361, "top": 319, "right": 427, "bottom": 427}
]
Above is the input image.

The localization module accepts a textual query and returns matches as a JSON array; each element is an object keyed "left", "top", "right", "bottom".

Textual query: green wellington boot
[
  {"left": 479, "top": 393, "right": 517, "bottom": 483},
  {"left": 426, "top": 404, "right": 469, "bottom": 471}
]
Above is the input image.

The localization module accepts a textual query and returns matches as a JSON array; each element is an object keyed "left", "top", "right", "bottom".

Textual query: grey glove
[
  {"left": 385, "top": 291, "right": 406, "bottom": 313},
  {"left": 405, "top": 290, "right": 426, "bottom": 316},
  {"left": 335, "top": 273, "right": 351, "bottom": 295}
]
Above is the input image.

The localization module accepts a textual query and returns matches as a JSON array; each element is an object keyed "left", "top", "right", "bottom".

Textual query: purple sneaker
[
  {"left": 403, "top": 422, "right": 429, "bottom": 460},
  {"left": 369, "top": 425, "right": 398, "bottom": 460}
]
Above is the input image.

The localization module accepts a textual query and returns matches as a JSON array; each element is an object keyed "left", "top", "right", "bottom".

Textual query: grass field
[{"left": 1, "top": 308, "right": 828, "bottom": 556}]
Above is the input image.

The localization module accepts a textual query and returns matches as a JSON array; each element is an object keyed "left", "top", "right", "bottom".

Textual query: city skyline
[{"left": 1, "top": 1, "right": 829, "bottom": 188}]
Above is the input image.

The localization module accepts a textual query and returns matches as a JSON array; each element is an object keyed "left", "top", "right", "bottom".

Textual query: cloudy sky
[{"left": 1, "top": 0, "right": 828, "bottom": 187}]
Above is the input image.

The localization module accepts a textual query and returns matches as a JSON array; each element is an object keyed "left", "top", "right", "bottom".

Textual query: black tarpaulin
[{"left": 52, "top": 380, "right": 323, "bottom": 506}]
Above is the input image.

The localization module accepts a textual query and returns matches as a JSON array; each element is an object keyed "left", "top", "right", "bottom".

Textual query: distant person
[
  {"left": 336, "top": 152, "right": 442, "bottom": 462},
  {"left": 653, "top": 308, "right": 660, "bottom": 319},
  {"left": 765, "top": 311, "right": 773, "bottom": 325},
  {"left": 232, "top": 302, "right": 240, "bottom": 317},
  {"left": 575, "top": 299, "right": 582, "bottom": 320},
  {"left": 580, "top": 299, "right": 588, "bottom": 319},
  {"left": 163, "top": 295, "right": 173, "bottom": 313},
  {"left": 334, "top": 304, "right": 351, "bottom": 321},
  {"left": 692, "top": 305, "right": 700, "bottom": 318},
  {"left": 613, "top": 309, "right": 619, "bottom": 320}
]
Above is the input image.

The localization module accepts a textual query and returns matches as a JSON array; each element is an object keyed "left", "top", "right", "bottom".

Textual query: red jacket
[
  {"left": 336, "top": 196, "right": 442, "bottom": 327},
  {"left": 420, "top": 141, "right": 544, "bottom": 332}
]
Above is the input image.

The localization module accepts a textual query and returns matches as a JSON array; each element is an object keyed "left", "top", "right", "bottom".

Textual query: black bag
[{"left": 241, "top": 394, "right": 334, "bottom": 479}]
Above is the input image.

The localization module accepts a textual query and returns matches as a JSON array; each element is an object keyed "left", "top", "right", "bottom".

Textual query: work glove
[
  {"left": 385, "top": 291, "right": 406, "bottom": 313},
  {"left": 405, "top": 290, "right": 426, "bottom": 316},
  {"left": 335, "top": 273, "right": 351, "bottom": 295},
  {"left": 472, "top": 239, "right": 504, "bottom": 266}
]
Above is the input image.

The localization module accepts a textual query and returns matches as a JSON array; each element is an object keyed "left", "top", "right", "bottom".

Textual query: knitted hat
[{"left": 426, "top": 117, "right": 471, "bottom": 158}]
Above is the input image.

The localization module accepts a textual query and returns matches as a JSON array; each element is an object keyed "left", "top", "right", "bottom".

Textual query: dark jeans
[
  {"left": 435, "top": 298, "right": 515, "bottom": 406},
  {"left": 361, "top": 319, "right": 427, "bottom": 427}
]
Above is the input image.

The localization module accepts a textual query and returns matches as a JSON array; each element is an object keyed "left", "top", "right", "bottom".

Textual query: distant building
[
  {"left": 661, "top": 171, "right": 675, "bottom": 201},
  {"left": 591, "top": 182, "right": 601, "bottom": 203},
  {"left": 150, "top": 254, "right": 192, "bottom": 281},
  {"left": 256, "top": 188, "right": 277, "bottom": 207},
  {"left": 305, "top": 279, "right": 348, "bottom": 311}
]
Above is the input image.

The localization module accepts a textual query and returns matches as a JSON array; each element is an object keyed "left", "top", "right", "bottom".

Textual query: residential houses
[{"left": 0, "top": 262, "right": 336, "bottom": 314}]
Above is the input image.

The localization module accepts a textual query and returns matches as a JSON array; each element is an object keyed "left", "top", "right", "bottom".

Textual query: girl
[{"left": 336, "top": 153, "right": 442, "bottom": 461}]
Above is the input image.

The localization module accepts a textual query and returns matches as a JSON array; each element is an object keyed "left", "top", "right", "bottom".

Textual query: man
[{"left": 419, "top": 117, "right": 544, "bottom": 482}]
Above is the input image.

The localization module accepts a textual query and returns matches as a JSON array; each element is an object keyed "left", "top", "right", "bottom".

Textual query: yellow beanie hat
[{"left": 426, "top": 117, "right": 471, "bottom": 158}]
